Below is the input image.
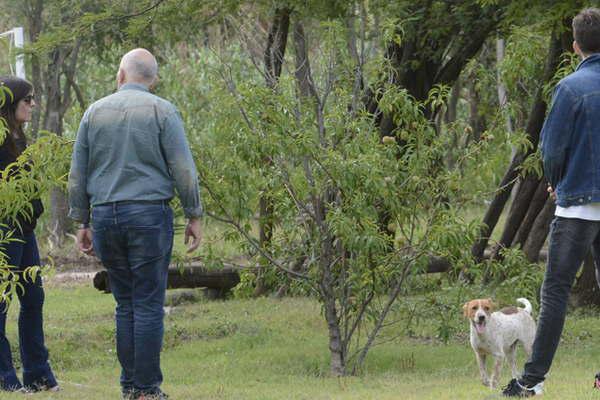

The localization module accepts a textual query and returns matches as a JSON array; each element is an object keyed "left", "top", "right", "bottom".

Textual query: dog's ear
[
  {"left": 462, "top": 302, "right": 470, "bottom": 317},
  {"left": 486, "top": 298, "right": 496, "bottom": 311}
]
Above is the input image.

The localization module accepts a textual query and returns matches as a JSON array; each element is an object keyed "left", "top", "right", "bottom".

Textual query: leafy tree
[{"left": 173, "top": 14, "right": 479, "bottom": 374}]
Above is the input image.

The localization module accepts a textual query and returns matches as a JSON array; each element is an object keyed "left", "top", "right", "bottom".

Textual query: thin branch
[
  {"left": 115, "top": 0, "right": 167, "bottom": 20},
  {"left": 201, "top": 184, "right": 310, "bottom": 281}
]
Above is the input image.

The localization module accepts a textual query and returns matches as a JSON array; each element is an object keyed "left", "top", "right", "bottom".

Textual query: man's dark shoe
[
  {"left": 594, "top": 372, "right": 600, "bottom": 389},
  {"left": 502, "top": 378, "right": 543, "bottom": 397}
]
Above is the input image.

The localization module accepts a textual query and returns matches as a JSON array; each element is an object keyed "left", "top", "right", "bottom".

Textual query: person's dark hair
[
  {"left": 0, "top": 76, "right": 33, "bottom": 158},
  {"left": 573, "top": 8, "right": 600, "bottom": 55}
]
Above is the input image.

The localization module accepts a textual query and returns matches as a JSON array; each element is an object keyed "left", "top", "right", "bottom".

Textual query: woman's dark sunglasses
[{"left": 22, "top": 94, "right": 35, "bottom": 104}]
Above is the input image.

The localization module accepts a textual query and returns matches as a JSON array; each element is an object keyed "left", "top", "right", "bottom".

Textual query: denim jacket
[
  {"left": 68, "top": 83, "right": 202, "bottom": 223},
  {"left": 541, "top": 54, "right": 600, "bottom": 207}
]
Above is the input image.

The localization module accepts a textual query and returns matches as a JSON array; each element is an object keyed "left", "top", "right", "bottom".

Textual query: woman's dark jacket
[{"left": 0, "top": 136, "right": 44, "bottom": 234}]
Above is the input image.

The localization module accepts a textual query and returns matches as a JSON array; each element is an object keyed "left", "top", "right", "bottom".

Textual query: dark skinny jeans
[{"left": 522, "top": 216, "right": 600, "bottom": 385}]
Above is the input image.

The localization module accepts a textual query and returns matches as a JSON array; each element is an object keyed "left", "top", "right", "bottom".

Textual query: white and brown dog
[{"left": 463, "top": 298, "right": 536, "bottom": 388}]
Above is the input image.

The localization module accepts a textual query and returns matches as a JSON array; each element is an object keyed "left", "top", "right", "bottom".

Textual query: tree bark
[
  {"left": 496, "top": 37, "right": 513, "bottom": 134},
  {"left": 445, "top": 78, "right": 460, "bottom": 125},
  {"left": 292, "top": 20, "right": 347, "bottom": 375},
  {"left": 471, "top": 152, "right": 525, "bottom": 263},
  {"left": 25, "top": 0, "right": 44, "bottom": 139},
  {"left": 467, "top": 77, "right": 485, "bottom": 143},
  {"left": 293, "top": 22, "right": 317, "bottom": 100},
  {"left": 512, "top": 180, "right": 548, "bottom": 249},
  {"left": 94, "top": 266, "right": 241, "bottom": 298},
  {"left": 319, "top": 229, "right": 346, "bottom": 376},
  {"left": 44, "top": 48, "right": 69, "bottom": 246},
  {"left": 491, "top": 174, "right": 542, "bottom": 260},
  {"left": 522, "top": 197, "right": 555, "bottom": 263},
  {"left": 263, "top": 8, "right": 290, "bottom": 89},
  {"left": 43, "top": 43, "right": 82, "bottom": 247},
  {"left": 572, "top": 253, "right": 600, "bottom": 307},
  {"left": 254, "top": 8, "right": 291, "bottom": 297}
]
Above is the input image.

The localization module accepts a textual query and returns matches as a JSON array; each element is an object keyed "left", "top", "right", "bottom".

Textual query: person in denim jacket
[
  {"left": 502, "top": 8, "right": 600, "bottom": 397},
  {"left": 68, "top": 49, "right": 202, "bottom": 400}
]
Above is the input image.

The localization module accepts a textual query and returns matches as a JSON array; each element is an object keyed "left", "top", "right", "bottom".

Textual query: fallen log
[
  {"left": 94, "top": 265, "right": 241, "bottom": 299},
  {"left": 425, "top": 250, "right": 548, "bottom": 274}
]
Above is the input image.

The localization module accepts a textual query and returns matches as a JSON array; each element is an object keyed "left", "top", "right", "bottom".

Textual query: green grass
[{"left": 0, "top": 280, "right": 597, "bottom": 399}]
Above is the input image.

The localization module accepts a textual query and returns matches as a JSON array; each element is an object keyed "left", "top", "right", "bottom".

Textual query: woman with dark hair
[{"left": 0, "top": 76, "right": 58, "bottom": 392}]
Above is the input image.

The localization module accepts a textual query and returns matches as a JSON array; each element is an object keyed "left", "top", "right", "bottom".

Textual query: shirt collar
[
  {"left": 118, "top": 82, "right": 150, "bottom": 92},
  {"left": 576, "top": 53, "right": 600, "bottom": 71}
]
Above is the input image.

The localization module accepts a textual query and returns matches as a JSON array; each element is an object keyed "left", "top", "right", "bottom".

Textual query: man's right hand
[
  {"left": 184, "top": 218, "right": 202, "bottom": 253},
  {"left": 76, "top": 228, "right": 94, "bottom": 256}
]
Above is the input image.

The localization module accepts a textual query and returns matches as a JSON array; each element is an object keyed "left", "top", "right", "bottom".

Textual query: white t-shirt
[{"left": 555, "top": 203, "right": 600, "bottom": 220}]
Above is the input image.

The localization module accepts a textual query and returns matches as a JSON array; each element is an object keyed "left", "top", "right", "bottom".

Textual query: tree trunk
[
  {"left": 263, "top": 8, "right": 290, "bottom": 89},
  {"left": 445, "top": 78, "right": 460, "bottom": 125},
  {"left": 512, "top": 180, "right": 548, "bottom": 249},
  {"left": 572, "top": 253, "right": 600, "bottom": 307},
  {"left": 94, "top": 265, "right": 241, "bottom": 297},
  {"left": 471, "top": 152, "right": 525, "bottom": 263},
  {"left": 467, "top": 75, "right": 485, "bottom": 143},
  {"left": 323, "top": 286, "right": 345, "bottom": 376},
  {"left": 26, "top": 0, "right": 44, "bottom": 139},
  {"left": 320, "top": 231, "right": 346, "bottom": 376},
  {"left": 491, "top": 174, "right": 542, "bottom": 260},
  {"left": 254, "top": 7, "right": 291, "bottom": 296},
  {"left": 522, "top": 197, "right": 555, "bottom": 263},
  {"left": 496, "top": 37, "right": 513, "bottom": 134},
  {"left": 45, "top": 48, "right": 68, "bottom": 246}
]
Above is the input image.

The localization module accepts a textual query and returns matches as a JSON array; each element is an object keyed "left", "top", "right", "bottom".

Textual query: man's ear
[
  {"left": 149, "top": 75, "right": 159, "bottom": 91},
  {"left": 116, "top": 68, "right": 125, "bottom": 87}
]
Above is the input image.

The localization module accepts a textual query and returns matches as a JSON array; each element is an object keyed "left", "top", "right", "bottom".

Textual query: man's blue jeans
[
  {"left": 92, "top": 201, "right": 173, "bottom": 394},
  {"left": 522, "top": 216, "right": 600, "bottom": 385},
  {"left": 0, "top": 232, "right": 57, "bottom": 391}
]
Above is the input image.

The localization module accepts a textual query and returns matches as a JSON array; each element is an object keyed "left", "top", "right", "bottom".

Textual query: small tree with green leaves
[{"left": 186, "top": 21, "right": 478, "bottom": 376}]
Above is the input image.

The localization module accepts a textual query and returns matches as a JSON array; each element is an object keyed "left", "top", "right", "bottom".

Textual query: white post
[{"left": 13, "top": 27, "right": 25, "bottom": 79}]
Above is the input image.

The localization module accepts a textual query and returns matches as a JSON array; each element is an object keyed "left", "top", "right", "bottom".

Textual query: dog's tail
[{"left": 516, "top": 298, "right": 532, "bottom": 314}]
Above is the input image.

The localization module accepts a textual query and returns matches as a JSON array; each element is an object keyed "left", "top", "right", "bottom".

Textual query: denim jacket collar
[
  {"left": 576, "top": 53, "right": 600, "bottom": 71},
  {"left": 118, "top": 83, "right": 149, "bottom": 92}
]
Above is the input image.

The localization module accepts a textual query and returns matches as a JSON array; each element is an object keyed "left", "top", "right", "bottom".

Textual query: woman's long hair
[{"left": 0, "top": 76, "right": 33, "bottom": 159}]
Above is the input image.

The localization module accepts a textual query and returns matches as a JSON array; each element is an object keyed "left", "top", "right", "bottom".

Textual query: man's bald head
[{"left": 118, "top": 48, "right": 158, "bottom": 87}]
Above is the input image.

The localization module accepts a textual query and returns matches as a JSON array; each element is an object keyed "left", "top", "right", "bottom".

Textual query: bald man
[{"left": 68, "top": 48, "right": 202, "bottom": 400}]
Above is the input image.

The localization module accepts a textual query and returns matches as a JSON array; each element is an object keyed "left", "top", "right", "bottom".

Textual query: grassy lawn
[{"left": 0, "top": 278, "right": 597, "bottom": 399}]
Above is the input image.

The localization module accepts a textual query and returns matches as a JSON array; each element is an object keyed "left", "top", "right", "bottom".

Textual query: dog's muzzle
[{"left": 474, "top": 316, "right": 486, "bottom": 334}]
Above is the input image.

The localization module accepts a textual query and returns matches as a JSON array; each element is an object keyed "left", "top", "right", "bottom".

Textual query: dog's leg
[
  {"left": 476, "top": 352, "right": 490, "bottom": 387},
  {"left": 523, "top": 334, "right": 534, "bottom": 357},
  {"left": 490, "top": 355, "right": 504, "bottom": 388},
  {"left": 507, "top": 343, "right": 519, "bottom": 378}
]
